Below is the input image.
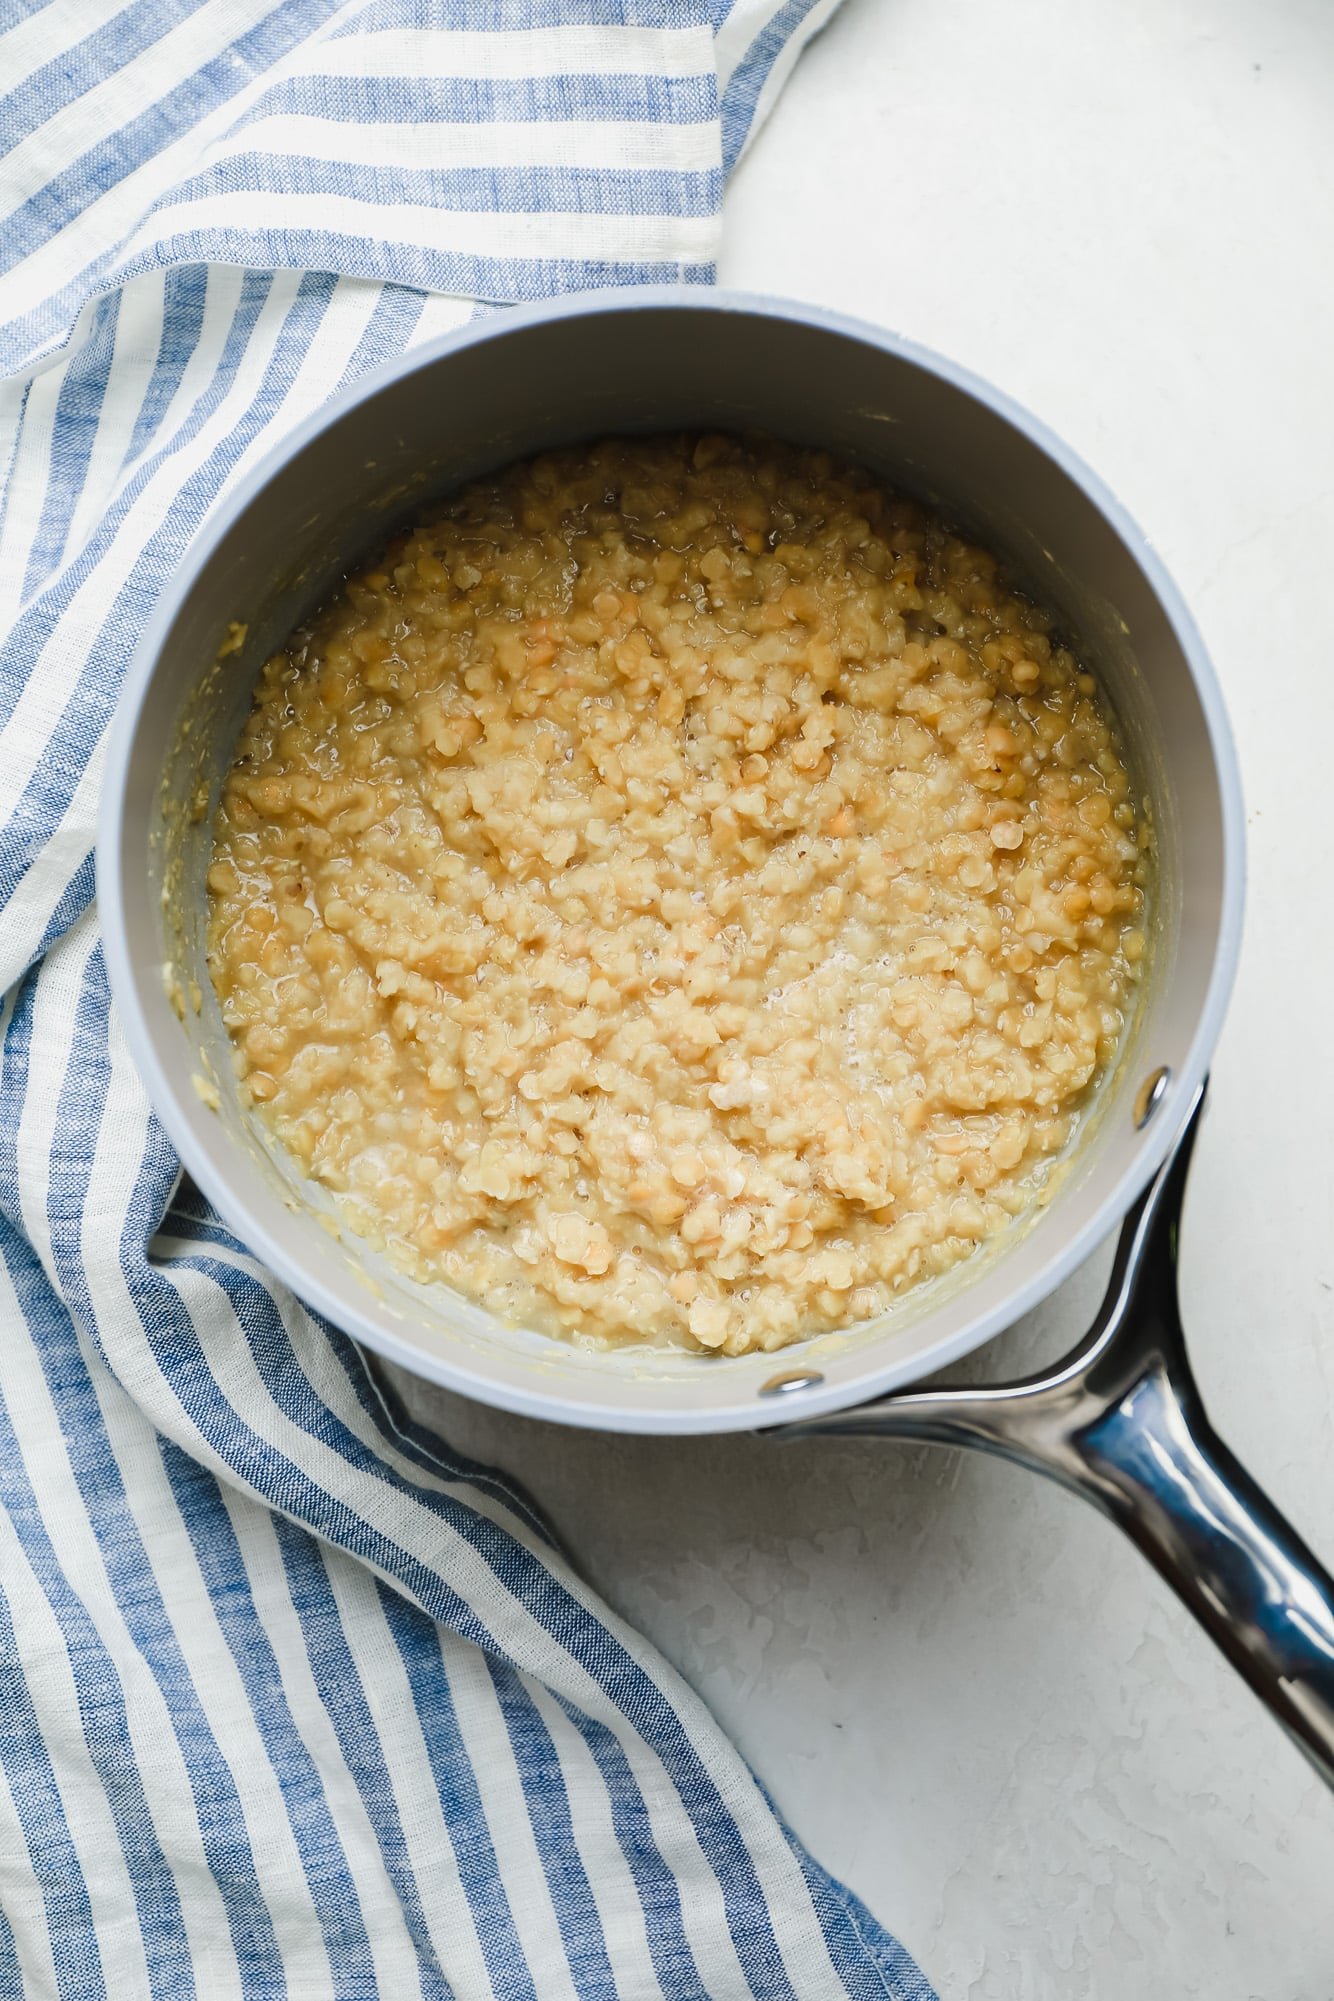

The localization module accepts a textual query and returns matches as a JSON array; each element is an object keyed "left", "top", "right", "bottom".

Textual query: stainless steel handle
[{"left": 783, "top": 1090, "right": 1334, "bottom": 1788}]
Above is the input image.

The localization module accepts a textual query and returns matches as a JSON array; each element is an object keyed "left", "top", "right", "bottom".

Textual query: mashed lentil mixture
[{"left": 206, "top": 434, "right": 1147, "bottom": 1354}]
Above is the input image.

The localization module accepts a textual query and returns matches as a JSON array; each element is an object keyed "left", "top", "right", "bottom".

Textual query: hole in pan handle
[{"left": 779, "top": 1085, "right": 1334, "bottom": 1790}]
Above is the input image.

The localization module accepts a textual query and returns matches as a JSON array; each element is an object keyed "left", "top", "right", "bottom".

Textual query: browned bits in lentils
[{"left": 206, "top": 433, "right": 1148, "bottom": 1354}]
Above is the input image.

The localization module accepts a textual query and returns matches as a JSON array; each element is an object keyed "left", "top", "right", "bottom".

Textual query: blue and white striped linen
[{"left": 0, "top": 5, "right": 936, "bottom": 1996}]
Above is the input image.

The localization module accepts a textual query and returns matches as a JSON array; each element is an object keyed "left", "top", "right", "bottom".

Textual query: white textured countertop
[{"left": 394, "top": 3, "right": 1334, "bottom": 1992}]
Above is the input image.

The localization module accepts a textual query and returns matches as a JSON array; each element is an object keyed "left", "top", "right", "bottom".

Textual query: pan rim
[{"left": 96, "top": 284, "right": 1246, "bottom": 1434}]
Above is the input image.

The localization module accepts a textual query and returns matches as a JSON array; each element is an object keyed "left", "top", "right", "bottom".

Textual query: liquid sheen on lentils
[{"left": 206, "top": 433, "right": 1148, "bottom": 1355}]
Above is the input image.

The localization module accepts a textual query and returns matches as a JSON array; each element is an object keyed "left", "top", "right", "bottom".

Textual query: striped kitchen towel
[{"left": 0, "top": 5, "right": 936, "bottom": 1998}]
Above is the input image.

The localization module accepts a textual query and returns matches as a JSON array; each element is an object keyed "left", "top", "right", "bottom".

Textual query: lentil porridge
[{"left": 206, "top": 434, "right": 1147, "bottom": 1355}]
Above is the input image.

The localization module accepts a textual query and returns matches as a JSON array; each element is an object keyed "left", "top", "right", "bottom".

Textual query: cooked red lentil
[{"left": 206, "top": 433, "right": 1147, "bottom": 1354}]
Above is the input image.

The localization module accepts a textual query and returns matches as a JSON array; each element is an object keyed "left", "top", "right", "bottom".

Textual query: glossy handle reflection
[
  {"left": 784, "top": 1091, "right": 1334, "bottom": 1789},
  {"left": 1075, "top": 1358, "right": 1334, "bottom": 1781}
]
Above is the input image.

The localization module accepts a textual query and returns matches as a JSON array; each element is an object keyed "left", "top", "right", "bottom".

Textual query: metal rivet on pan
[
  {"left": 1134, "top": 1065, "right": 1172, "bottom": 1129},
  {"left": 759, "top": 1368, "right": 825, "bottom": 1398}
]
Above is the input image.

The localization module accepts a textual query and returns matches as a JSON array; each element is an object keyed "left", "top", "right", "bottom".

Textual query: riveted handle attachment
[{"left": 783, "top": 1092, "right": 1334, "bottom": 1789}]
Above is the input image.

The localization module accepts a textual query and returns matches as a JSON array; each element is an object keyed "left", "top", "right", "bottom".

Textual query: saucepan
[{"left": 97, "top": 290, "right": 1334, "bottom": 1785}]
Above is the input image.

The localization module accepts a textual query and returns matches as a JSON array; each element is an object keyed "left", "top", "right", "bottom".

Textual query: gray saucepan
[{"left": 96, "top": 288, "right": 1334, "bottom": 1786}]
